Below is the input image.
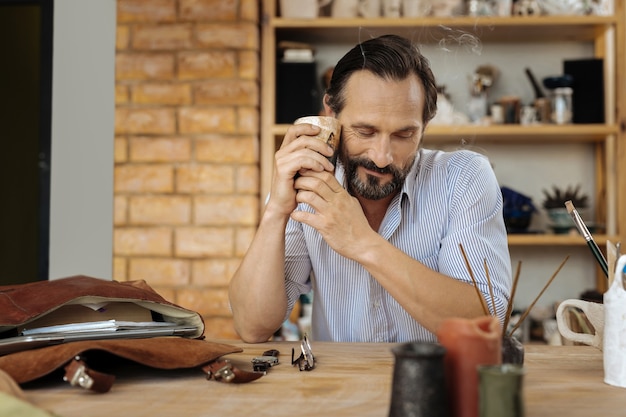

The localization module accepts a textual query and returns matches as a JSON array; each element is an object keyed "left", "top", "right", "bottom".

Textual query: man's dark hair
[{"left": 325, "top": 34, "right": 438, "bottom": 125}]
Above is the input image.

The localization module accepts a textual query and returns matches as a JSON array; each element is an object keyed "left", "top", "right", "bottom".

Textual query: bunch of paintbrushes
[{"left": 458, "top": 243, "right": 569, "bottom": 338}]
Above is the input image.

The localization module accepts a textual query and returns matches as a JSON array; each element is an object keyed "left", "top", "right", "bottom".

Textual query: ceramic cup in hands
[{"left": 293, "top": 116, "right": 341, "bottom": 163}]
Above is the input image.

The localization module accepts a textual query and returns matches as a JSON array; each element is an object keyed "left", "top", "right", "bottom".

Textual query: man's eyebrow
[
  {"left": 350, "top": 122, "right": 376, "bottom": 129},
  {"left": 349, "top": 123, "right": 422, "bottom": 132}
]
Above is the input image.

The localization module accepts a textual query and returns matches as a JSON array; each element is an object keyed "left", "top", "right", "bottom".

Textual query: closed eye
[
  {"left": 394, "top": 129, "right": 417, "bottom": 139},
  {"left": 354, "top": 127, "right": 377, "bottom": 138}
]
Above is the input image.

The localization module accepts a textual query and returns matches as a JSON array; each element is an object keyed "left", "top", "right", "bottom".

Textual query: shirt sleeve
[
  {"left": 438, "top": 151, "right": 512, "bottom": 326},
  {"left": 283, "top": 215, "right": 313, "bottom": 319}
]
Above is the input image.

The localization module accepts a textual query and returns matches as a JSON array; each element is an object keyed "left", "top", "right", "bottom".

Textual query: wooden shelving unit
[{"left": 260, "top": 1, "right": 625, "bottom": 266}]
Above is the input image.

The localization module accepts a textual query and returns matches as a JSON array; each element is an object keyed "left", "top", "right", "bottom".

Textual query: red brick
[
  {"left": 115, "top": 84, "right": 129, "bottom": 104},
  {"left": 237, "top": 106, "right": 259, "bottom": 134},
  {"left": 191, "top": 258, "right": 240, "bottom": 287},
  {"left": 179, "top": 0, "right": 237, "bottom": 21},
  {"left": 176, "top": 287, "right": 231, "bottom": 317},
  {"left": 193, "top": 80, "right": 258, "bottom": 106},
  {"left": 115, "top": 108, "right": 176, "bottom": 135},
  {"left": 194, "top": 195, "right": 258, "bottom": 225},
  {"left": 114, "top": 195, "right": 128, "bottom": 226},
  {"left": 175, "top": 227, "right": 234, "bottom": 257},
  {"left": 117, "top": 0, "right": 176, "bottom": 23},
  {"left": 116, "top": 53, "right": 175, "bottom": 80},
  {"left": 113, "top": 257, "right": 128, "bottom": 281},
  {"left": 178, "top": 107, "right": 236, "bottom": 134},
  {"left": 195, "top": 135, "right": 257, "bottom": 163},
  {"left": 116, "top": 25, "right": 130, "bottom": 50},
  {"left": 235, "top": 164, "right": 259, "bottom": 194},
  {"left": 177, "top": 51, "right": 235, "bottom": 80},
  {"left": 132, "top": 24, "right": 193, "bottom": 50},
  {"left": 115, "top": 165, "right": 174, "bottom": 193},
  {"left": 202, "top": 316, "right": 239, "bottom": 340},
  {"left": 195, "top": 23, "right": 258, "bottom": 49},
  {"left": 114, "top": 227, "right": 173, "bottom": 256},
  {"left": 114, "top": 136, "right": 128, "bottom": 163},
  {"left": 131, "top": 83, "right": 191, "bottom": 105},
  {"left": 176, "top": 164, "right": 235, "bottom": 194},
  {"left": 238, "top": 50, "right": 258, "bottom": 79},
  {"left": 129, "top": 136, "right": 191, "bottom": 162},
  {"left": 240, "top": 0, "right": 259, "bottom": 21},
  {"left": 128, "top": 258, "right": 191, "bottom": 286},
  {"left": 129, "top": 195, "right": 191, "bottom": 225}
]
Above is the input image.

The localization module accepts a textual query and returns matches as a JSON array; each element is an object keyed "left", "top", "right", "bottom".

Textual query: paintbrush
[
  {"left": 509, "top": 255, "right": 569, "bottom": 336},
  {"left": 459, "top": 244, "right": 490, "bottom": 316},
  {"left": 564, "top": 200, "right": 608, "bottom": 278},
  {"left": 503, "top": 261, "right": 522, "bottom": 337}
]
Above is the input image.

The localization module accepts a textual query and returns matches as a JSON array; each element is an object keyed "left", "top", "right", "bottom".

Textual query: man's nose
[{"left": 368, "top": 136, "right": 393, "bottom": 168}]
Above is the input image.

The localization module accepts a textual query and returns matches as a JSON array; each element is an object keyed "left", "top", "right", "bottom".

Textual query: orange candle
[{"left": 436, "top": 316, "right": 502, "bottom": 417}]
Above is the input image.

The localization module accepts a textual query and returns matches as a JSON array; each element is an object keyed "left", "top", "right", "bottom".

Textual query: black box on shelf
[
  {"left": 563, "top": 58, "right": 604, "bottom": 124},
  {"left": 276, "top": 61, "right": 320, "bottom": 124}
]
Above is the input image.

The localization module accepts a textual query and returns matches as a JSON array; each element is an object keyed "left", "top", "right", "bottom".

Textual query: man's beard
[{"left": 340, "top": 153, "right": 414, "bottom": 200}]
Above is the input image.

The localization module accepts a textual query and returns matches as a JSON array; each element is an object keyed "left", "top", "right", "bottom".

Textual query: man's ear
[{"left": 322, "top": 94, "right": 334, "bottom": 117}]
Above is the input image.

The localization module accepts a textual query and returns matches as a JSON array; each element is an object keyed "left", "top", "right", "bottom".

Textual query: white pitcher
[
  {"left": 281, "top": 0, "right": 332, "bottom": 18},
  {"left": 603, "top": 254, "right": 626, "bottom": 388}
]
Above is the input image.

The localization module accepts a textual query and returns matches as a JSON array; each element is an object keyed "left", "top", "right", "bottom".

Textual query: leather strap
[
  {"left": 202, "top": 359, "right": 263, "bottom": 384},
  {"left": 63, "top": 356, "right": 116, "bottom": 393}
]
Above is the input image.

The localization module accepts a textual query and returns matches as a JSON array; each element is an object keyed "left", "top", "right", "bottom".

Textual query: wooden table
[{"left": 23, "top": 341, "right": 626, "bottom": 416}]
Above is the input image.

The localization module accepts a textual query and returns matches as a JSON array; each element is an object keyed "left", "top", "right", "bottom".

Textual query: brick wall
[{"left": 114, "top": 0, "right": 260, "bottom": 340}]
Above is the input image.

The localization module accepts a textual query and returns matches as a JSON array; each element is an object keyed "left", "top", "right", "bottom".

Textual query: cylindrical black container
[{"left": 388, "top": 342, "right": 448, "bottom": 417}]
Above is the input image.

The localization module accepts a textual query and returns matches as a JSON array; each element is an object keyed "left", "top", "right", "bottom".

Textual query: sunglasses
[{"left": 291, "top": 334, "right": 315, "bottom": 371}]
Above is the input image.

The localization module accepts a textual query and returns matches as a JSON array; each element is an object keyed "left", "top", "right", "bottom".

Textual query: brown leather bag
[{"left": 0, "top": 276, "right": 261, "bottom": 392}]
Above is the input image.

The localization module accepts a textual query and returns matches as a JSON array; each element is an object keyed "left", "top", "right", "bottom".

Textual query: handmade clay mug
[
  {"left": 294, "top": 116, "right": 342, "bottom": 163},
  {"left": 556, "top": 298, "right": 604, "bottom": 350}
]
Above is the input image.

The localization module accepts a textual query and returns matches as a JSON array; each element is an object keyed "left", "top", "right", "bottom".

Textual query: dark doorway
[{"left": 0, "top": 0, "right": 52, "bottom": 285}]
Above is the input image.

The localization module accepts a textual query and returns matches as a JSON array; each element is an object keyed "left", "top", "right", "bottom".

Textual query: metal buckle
[
  {"left": 252, "top": 356, "right": 279, "bottom": 372},
  {"left": 206, "top": 360, "right": 236, "bottom": 382},
  {"left": 63, "top": 356, "right": 94, "bottom": 390}
]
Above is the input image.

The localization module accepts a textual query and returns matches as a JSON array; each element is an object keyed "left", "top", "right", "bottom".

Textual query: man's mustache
[{"left": 353, "top": 158, "right": 398, "bottom": 176}]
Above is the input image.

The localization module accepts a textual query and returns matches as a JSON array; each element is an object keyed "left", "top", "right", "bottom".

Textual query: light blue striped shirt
[{"left": 284, "top": 148, "right": 512, "bottom": 342}]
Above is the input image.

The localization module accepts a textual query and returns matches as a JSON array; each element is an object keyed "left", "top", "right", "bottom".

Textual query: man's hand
[
  {"left": 291, "top": 170, "right": 376, "bottom": 260},
  {"left": 267, "top": 123, "right": 336, "bottom": 217}
]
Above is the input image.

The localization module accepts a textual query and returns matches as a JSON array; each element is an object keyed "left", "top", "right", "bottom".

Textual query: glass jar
[{"left": 550, "top": 87, "right": 573, "bottom": 124}]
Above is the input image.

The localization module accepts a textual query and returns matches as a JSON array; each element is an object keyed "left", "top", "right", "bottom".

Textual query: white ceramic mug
[
  {"left": 331, "top": 0, "right": 360, "bottom": 17},
  {"left": 603, "top": 254, "right": 626, "bottom": 387},
  {"left": 402, "top": 0, "right": 432, "bottom": 17},
  {"left": 281, "top": 0, "right": 332, "bottom": 18},
  {"left": 556, "top": 298, "right": 604, "bottom": 350},
  {"left": 358, "top": 0, "right": 381, "bottom": 17},
  {"left": 382, "top": 0, "right": 401, "bottom": 17}
]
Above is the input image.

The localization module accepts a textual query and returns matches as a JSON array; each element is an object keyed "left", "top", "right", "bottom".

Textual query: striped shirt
[{"left": 284, "top": 148, "right": 512, "bottom": 342}]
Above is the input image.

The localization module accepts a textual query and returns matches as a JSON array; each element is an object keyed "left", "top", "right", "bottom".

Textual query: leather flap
[
  {"left": 0, "top": 337, "right": 242, "bottom": 384},
  {"left": 0, "top": 276, "right": 204, "bottom": 339}
]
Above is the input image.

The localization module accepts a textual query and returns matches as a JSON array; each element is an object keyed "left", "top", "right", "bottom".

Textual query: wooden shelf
[
  {"left": 272, "top": 123, "right": 618, "bottom": 144},
  {"left": 507, "top": 234, "right": 616, "bottom": 246},
  {"left": 269, "top": 15, "right": 618, "bottom": 43}
]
